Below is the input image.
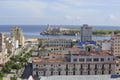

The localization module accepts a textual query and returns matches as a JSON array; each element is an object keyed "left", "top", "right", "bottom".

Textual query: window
[
  {"left": 73, "top": 58, "right": 77, "bottom": 62},
  {"left": 86, "top": 58, "right": 92, "bottom": 62},
  {"left": 101, "top": 58, "right": 104, "bottom": 61},
  {"left": 117, "top": 73, "right": 119, "bottom": 74},
  {"left": 93, "top": 58, "right": 99, "bottom": 61},
  {"left": 79, "top": 58, "right": 85, "bottom": 62},
  {"left": 113, "top": 58, "right": 115, "bottom": 60}
]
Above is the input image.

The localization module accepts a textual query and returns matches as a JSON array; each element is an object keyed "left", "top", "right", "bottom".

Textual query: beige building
[
  {"left": 10, "top": 26, "right": 24, "bottom": 47},
  {"left": 0, "top": 33, "right": 8, "bottom": 65},
  {"left": 111, "top": 32, "right": 120, "bottom": 56},
  {"left": 104, "top": 32, "right": 120, "bottom": 75}
]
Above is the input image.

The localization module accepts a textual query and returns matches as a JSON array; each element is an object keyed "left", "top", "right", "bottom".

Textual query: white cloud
[
  {"left": 0, "top": 0, "right": 120, "bottom": 25},
  {"left": 76, "top": 16, "right": 81, "bottom": 20},
  {"left": 0, "top": 0, "right": 48, "bottom": 17},
  {"left": 64, "top": 0, "right": 120, "bottom": 7},
  {"left": 109, "top": 14, "right": 118, "bottom": 20},
  {"left": 64, "top": 15, "right": 73, "bottom": 20}
]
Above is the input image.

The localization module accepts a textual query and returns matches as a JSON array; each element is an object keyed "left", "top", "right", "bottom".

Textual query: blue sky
[{"left": 0, "top": 0, "right": 120, "bottom": 25}]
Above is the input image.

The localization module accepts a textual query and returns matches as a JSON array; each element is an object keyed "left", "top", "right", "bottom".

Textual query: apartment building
[
  {"left": 4, "top": 37, "right": 14, "bottom": 55},
  {"left": 111, "top": 32, "right": 120, "bottom": 56},
  {"left": 80, "top": 24, "right": 92, "bottom": 42},
  {"left": 0, "top": 33, "right": 8, "bottom": 65},
  {"left": 32, "top": 52, "right": 115, "bottom": 77}
]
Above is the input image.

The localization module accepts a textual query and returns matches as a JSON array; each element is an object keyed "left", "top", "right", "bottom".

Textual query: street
[
  {"left": 21, "top": 63, "right": 32, "bottom": 79},
  {"left": 21, "top": 44, "right": 38, "bottom": 79}
]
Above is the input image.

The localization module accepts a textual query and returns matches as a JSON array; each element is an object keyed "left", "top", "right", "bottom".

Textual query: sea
[{"left": 0, "top": 25, "right": 120, "bottom": 40}]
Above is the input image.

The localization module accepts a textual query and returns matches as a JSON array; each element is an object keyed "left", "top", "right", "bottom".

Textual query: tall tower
[
  {"left": 0, "top": 33, "right": 7, "bottom": 64},
  {"left": 0, "top": 33, "right": 5, "bottom": 52},
  {"left": 80, "top": 24, "right": 92, "bottom": 42},
  {"left": 10, "top": 26, "right": 24, "bottom": 47}
]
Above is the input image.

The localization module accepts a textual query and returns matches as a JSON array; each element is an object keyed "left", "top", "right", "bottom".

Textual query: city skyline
[{"left": 0, "top": 0, "right": 120, "bottom": 25}]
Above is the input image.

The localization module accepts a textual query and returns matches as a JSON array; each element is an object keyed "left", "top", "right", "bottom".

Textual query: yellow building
[{"left": 10, "top": 26, "right": 24, "bottom": 47}]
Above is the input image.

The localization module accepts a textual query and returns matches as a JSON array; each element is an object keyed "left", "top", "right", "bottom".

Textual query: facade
[
  {"left": 80, "top": 24, "right": 92, "bottom": 42},
  {"left": 0, "top": 33, "right": 8, "bottom": 65},
  {"left": 45, "top": 46, "right": 65, "bottom": 51},
  {"left": 32, "top": 52, "right": 115, "bottom": 77},
  {"left": 14, "top": 40, "right": 19, "bottom": 49},
  {"left": 42, "top": 38, "right": 72, "bottom": 48},
  {"left": 70, "top": 53, "right": 115, "bottom": 63},
  {"left": 10, "top": 26, "right": 24, "bottom": 47},
  {"left": 111, "top": 33, "right": 120, "bottom": 56},
  {"left": 0, "top": 33, "right": 5, "bottom": 52},
  {"left": 115, "top": 60, "right": 120, "bottom": 75},
  {"left": 102, "top": 40, "right": 111, "bottom": 51},
  {"left": 4, "top": 37, "right": 14, "bottom": 55}
]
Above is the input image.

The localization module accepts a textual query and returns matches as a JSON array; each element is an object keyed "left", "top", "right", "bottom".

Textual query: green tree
[
  {"left": 0, "top": 72, "right": 4, "bottom": 77},
  {"left": 12, "top": 63, "right": 22, "bottom": 69},
  {"left": 2, "top": 66, "right": 11, "bottom": 73},
  {"left": 10, "top": 75, "right": 17, "bottom": 80}
]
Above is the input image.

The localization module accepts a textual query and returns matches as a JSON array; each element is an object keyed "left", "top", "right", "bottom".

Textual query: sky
[{"left": 0, "top": 0, "right": 120, "bottom": 25}]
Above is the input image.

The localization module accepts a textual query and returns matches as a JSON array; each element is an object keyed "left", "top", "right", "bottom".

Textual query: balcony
[
  {"left": 65, "top": 68, "right": 69, "bottom": 71},
  {"left": 79, "top": 68, "right": 83, "bottom": 70},
  {"left": 72, "top": 68, "right": 77, "bottom": 71},
  {"left": 50, "top": 68, "right": 55, "bottom": 71},
  {"left": 42, "top": 68, "right": 47, "bottom": 71},
  {"left": 58, "top": 68, "right": 62, "bottom": 71}
]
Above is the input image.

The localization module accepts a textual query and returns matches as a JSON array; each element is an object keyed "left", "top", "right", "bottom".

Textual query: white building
[
  {"left": 0, "top": 33, "right": 8, "bottom": 65},
  {"left": 42, "top": 38, "right": 72, "bottom": 48},
  {"left": 102, "top": 40, "right": 111, "bottom": 51},
  {"left": 5, "top": 37, "right": 14, "bottom": 56},
  {"left": 32, "top": 52, "right": 115, "bottom": 77},
  {"left": 80, "top": 24, "right": 92, "bottom": 42},
  {"left": 71, "top": 53, "right": 115, "bottom": 63},
  {"left": 14, "top": 40, "right": 19, "bottom": 49}
]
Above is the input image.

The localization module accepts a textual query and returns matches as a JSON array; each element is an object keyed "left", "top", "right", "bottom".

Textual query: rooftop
[
  {"left": 33, "top": 58, "right": 63, "bottom": 63},
  {"left": 44, "top": 38, "right": 72, "bottom": 41},
  {"left": 71, "top": 51, "right": 113, "bottom": 57}
]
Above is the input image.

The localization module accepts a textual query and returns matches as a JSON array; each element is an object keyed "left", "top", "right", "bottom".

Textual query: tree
[
  {"left": 10, "top": 75, "right": 17, "bottom": 80},
  {"left": 12, "top": 63, "right": 22, "bottom": 69},
  {"left": 0, "top": 72, "right": 4, "bottom": 77},
  {"left": 2, "top": 66, "right": 11, "bottom": 73}
]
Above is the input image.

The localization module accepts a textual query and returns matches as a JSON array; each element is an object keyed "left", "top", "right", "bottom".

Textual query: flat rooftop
[
  {"left": 69, "top": 49, "right": 113, "bottom": 56},
  {"left": 33, "top": 58, "right": 63, "bottom": 63},
  {"left": 72, "top": 52, "right": 113, "bottom": 57}
]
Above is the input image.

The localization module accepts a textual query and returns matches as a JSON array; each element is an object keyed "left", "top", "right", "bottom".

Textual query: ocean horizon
[{"left": 0, "top": 25, "right": 119, "bottom": 40}]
